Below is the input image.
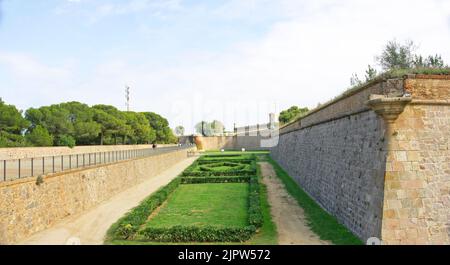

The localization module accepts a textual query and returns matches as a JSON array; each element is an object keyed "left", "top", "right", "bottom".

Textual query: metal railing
[{"left": 0, "top": 144, "right": 195, "bottom": 182}]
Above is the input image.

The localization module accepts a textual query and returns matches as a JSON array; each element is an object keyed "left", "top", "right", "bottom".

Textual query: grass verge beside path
[
  {"left": 267, "top": 155, "right": 363, "bottom": 245},
  {"left": 246, "top": 162, "right": 277, "bottom": 245}
]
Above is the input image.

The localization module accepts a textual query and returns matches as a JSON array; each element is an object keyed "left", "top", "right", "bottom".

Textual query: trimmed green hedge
[
  {"left": 183, "top": 159, "right": 257, "bottom": 177},
  {"left": 248, "top": 176, "right": 263, "bottom": 228},
  {"left": 182, "top": 170, "right": 256, "bottom": 177},
  {"left": 201, "top": 154, "right": 256, "bottom": 161},
  {"left": 106, "top": 177, "right": 181, "bottom": 240},
  {"left": 198, "top": 162, "right": 247, "bottom": 172},
  {"left": 107, "top": 153, "right": 263, "bottom": 243},
  {"left": 197, "top": 159, "right": 254, "bottom": 165},
  {"left": 137, "top": 225, "right": 257, "bottom": 242},
  {"left": 137, "top": 174, "right": 262, "bottom": 242},
  {"left": 181, "top": 176, "right": 251, "bottom": 184}
]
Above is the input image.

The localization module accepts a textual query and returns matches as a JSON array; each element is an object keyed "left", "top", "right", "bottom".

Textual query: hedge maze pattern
[{"left": 106, "top": 153, "right": 262, "bottom": 243}]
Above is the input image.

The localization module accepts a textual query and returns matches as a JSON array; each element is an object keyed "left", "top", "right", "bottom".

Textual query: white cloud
[
  {"left": 3, "top": 0, "right": 450, "bottom": 133},
  {"left": 0, "top": 52, "right": 74, "bottom": 112},
  {"left": 54, "top": 0, "right": 182, "bottom": 20},
  {"left": 138, "top": 0, "right": 450, "bottom": 131},
  {"left": 0, "top": 52, "right": 70, "bottom": 80}
]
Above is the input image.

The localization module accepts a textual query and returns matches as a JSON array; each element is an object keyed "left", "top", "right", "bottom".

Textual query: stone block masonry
[
  {"left": 271, "top": 75, "right": 450, "bottom": 244},
  {"left": 0, "top": 144, "right": 177, "bottom": 160},
  {"left": 0, "top": 147, "right": 195, "bottom": 244},
  {"left": 194, "top": 135, "right": 268, "bottom": 151}
]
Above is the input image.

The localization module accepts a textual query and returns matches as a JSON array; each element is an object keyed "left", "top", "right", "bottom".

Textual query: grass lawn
[
  {"left": 106, "top": 151, "right": 277, "bottom": 245},
  {"left": 144, "top": 183, "right": 249, "bottom": 229},
  {"left": 107, "top": 150, "right": 362, "bottom": 245},
  {"left": 110, "top": 179, "right": 277, "bottom": 245}
]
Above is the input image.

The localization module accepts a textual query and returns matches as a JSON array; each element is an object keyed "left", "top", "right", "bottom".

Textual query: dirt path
[
  {"left": 259, "top": 162, "right": 330, "bottom": 245},
  {"left": 18, "top": 156, "right": 198, "bottom": 245}
]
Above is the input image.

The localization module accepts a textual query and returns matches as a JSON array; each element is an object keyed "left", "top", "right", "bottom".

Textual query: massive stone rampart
[{"left": 271, "top": 75, "right": 450, "bottom": 244}]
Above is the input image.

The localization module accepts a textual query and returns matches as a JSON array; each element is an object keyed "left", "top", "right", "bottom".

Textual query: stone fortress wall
[
  {"left": 0, "top": 147, "right": 195, "bottom": 244},
  {"left": 193, "top": 135, "right": 268, "bottom": 151},
  {"left": 271, "top": 75, "right": 450, "bottom": 244}
]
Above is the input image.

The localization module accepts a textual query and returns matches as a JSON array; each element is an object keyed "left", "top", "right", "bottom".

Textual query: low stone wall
[
  {"left": 0, "top": 144, "right": 177, "bottom": 160},
  {"left": 0, "top": 147, "right": 195, "bottom": 244},
  {"left": 194, "top": 136, "right": 268, "bottom": 151},
  {"left": 271, "top": 75, "right": 450, "bottom": 244}
]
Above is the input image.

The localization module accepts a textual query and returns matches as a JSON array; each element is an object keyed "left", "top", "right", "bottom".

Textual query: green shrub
[
  {"left": 138, "top": 174, "right": 263, "bottom": 242},
  {"left": 181, "top": 176, "right": 251, "bottom": 184},
  {"left": 106, "top": 177, "right": 181, "bottom": 240},
  {"left": 200, "top": 154, "right": 256, "bottom": 161},
  {"left": 107, "top": 153, "right": 264, "bottom": 243},
  {"left": 182, "top": 170, "right": 256, "bottom": 177},
  {"left": 197, "top": 159, "right": 254, "bottom": 165},
  {"left": 56, "top": 135, "right": 76, "bottom": 148},
  {"left": 198, "top": 162, "right": 247, "bottom": 172},
  {"left": 25, "top": 125, "right": 53, "bottom": 147},
  {"left": 248, "top": 177, "right": 263, "bottom": 228},
  {"left": 183, "top": 159, "right": 257, "bottom": 177},
  {"left": 138, "top": 225, "right": 257, "bottom": 242}
]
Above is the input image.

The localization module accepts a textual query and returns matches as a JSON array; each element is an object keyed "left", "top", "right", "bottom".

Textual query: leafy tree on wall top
[
  {"left": 349, "top": 40, "right": 448, "bottom": 87},
  {"left": 376, "top": 40, "right": 448, "bottom": 70},
  {"left": 376, "top": 40, "right": 416, "bottom": 70},
  {"left": 350, "top": 65, "right": 378, "bottom": 87},
  {"left": 279, "top": 106, "right": 309, "bottom": 125}
]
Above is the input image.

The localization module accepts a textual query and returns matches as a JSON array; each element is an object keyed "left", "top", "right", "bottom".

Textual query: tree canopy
[
  {"left": 279, "top": 106, "right": 309, "bottom": 125},
  {"left": 194, "top": 120, "right": 225, "bottom": 136},
  {"left": 0, "top": 100, "right": 177, "bottom": 147},
  {"left": 0, "top": 99, "right": 30, "bottom": 147},
  {"left": 174, "top": 126, "right": 185, "bottom": 136},
  {"left": 142, "top": 112, "right": 177, "bottom": 144},
  {"left": 350, "top": 40, "right": 448, "bottom": 86}
]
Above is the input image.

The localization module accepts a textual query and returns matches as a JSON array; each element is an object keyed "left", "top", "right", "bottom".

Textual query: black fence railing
[{"left": 0, "top": 144, "right": 195, "bottom": 182}]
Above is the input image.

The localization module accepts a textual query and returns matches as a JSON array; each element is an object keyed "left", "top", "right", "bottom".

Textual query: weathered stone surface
[
  {"left": 382, "top": 103, "right": 450, "bottom": 245},
  {"left": 271, "top": 76, "right": 450, "bottom": 245},
  {"left": 0, "top": 148, "right": 195, "bottom": 244},
  {"left": 194, "top": 136, "right": 267, "bottom": 151},
  {"left": 272, "top": 110, "right": 386, "bottom": 241}
]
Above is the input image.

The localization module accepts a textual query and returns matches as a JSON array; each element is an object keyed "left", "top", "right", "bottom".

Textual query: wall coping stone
[
  {"left": 0, "top": 148, "right": 194, "bottom": 189},
  {"left": 279, "top": 75, "right": 450, "bottom": 136}
]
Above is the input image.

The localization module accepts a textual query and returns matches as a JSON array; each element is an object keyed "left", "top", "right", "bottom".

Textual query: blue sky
[{"left": 1, "top": 0, "right": 450, "bottom": 133}]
